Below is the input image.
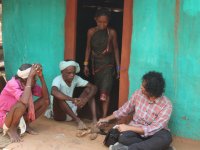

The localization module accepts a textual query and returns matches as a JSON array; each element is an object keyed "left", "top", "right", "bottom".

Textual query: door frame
[{"left": 64, "top": 0, "right": 133, "bottom": 107}]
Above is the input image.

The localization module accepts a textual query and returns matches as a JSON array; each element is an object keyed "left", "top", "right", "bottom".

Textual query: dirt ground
[{"left": 3, "top": 116, "right": 200, "bottom": 150}]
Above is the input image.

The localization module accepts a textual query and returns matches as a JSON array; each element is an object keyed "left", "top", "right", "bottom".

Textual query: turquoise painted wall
[
  {"left": 2, "top": 0, "right": 200, "bottom": 140},
  {"left": 129, "top": 0, "right": 200, "bottom": 140},
  {"left": 2, "top": 0, "right": 66, "bottom": 89}
]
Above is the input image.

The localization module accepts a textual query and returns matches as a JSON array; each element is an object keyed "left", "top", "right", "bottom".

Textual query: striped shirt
[{"left": 113, "top": 89, "right": 172, "bottom": 137}]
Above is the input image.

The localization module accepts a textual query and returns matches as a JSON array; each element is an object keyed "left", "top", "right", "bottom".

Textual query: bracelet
[
  {"left": 116, "top": 66, "right": 120, "bottom": 71},
  {"left": 25, "top": 85, "right": 31, "bottom": 88},
  {"left": 84, "top": 61, "right": 88, "bottom": 66}
]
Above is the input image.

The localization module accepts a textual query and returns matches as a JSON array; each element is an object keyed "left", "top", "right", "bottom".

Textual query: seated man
[
  {"left": 51, "top": 60, "right": 97, "bottom": 129},
  {"left": 0, "top": 63, "right": 50, "bottom": 142},
  {"left": 98, "top": 71, "right": 173, "bottom": 150}
]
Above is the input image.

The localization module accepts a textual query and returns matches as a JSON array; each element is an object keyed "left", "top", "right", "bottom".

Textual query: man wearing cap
[
  {"left": 51, "top": 60, "right": 97, "bottom": 130},
  {"left": 0, "top": 63, "right": 50, "bottom": 142}
]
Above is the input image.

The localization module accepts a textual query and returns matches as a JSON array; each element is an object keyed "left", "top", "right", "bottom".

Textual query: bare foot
[
  {"left": 7, "top": 128, "right": 22, "bottom": 143},
  {"left": 26, "top": 126, "right": 38, "bottom": 135},
  {"left": 77, "top": 120, "right": 87, "bottom": 130}
]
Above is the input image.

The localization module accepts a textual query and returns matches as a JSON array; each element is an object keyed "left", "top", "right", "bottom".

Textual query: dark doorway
[{"left": 75, "top": 0, "right": 124, "bottom": 117}]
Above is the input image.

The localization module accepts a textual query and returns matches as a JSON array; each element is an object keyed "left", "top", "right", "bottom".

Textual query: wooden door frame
[{"left": 64, "top": 0, "right": 133, "bottom": 107}]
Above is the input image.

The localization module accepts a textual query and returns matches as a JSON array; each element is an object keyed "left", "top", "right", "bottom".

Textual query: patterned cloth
[
  {"left": 113, "top": 89, "right": 172, "bottom": 137},
  {"left": 0, "top": 77, "right": 42, "bottom": 127}
]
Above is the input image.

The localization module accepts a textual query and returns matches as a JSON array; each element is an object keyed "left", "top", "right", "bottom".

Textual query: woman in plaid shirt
[{"left": 98, "top": 71, "right": 173, "bottom": 150}]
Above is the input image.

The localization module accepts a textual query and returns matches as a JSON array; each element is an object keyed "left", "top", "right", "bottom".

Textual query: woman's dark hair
[
  {"left": 15, "top": 63, "right": 32, "bottom": 79},
  {"left": 95, "top": 7, "right": 111, "bottom": 19},
  {"left": 142, "top": 71, "right": 165, "bottom": 98}
]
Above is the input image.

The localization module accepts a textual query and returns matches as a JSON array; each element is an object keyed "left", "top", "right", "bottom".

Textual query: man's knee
[
  {"left": 156, "top": 129, "right": 172, "bottom": 144},
  {"left": 16, "top": 102, "right": 27, "bottom": 112},
  {"left": 148, "top": 129, "right": 172, "bottom": 150},
  {"left": 118, "top": 133, "right": 128, "bottom": 144},
  {"left": 160, "top": 130, "right": 172, "bottom": 145},
  {"left": 9, "top": 102, "right": 27, "bottom": 118},
  {"left": 38, "top": 98, "right": 50, "bottom": 109},
  {"left": 79, "top": 87, "right": 96, "bottom": 104},
  {"left": 53, "top": 98, "right": 61, "bottom": 110},
  {"left": 118, "top": 131, "right": 139, "bottom": 145},
  {"left": 83, "top": 85, "right": 97, "bottom": 96}
]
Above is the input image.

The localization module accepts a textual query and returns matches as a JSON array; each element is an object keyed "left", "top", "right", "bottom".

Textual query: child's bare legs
[
  {"left": 101, "top": 96, "right": 110, "bottom": 118},
  {"left": 53, "top": 97, "right": 87, "bottom": 130},
  {"left": 79, "top": 86, "right": 97, "bottom": 123},
  {"left": 4, "top": 102, "right": 26, "bottom": 142},
  {"left": 88, "top": 98, "right": 97, "bottom": 123}
]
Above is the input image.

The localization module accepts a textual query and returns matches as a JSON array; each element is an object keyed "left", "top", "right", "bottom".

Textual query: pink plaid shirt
[{"left": 113, "top": 89, "right": 172, "bottom": 137}]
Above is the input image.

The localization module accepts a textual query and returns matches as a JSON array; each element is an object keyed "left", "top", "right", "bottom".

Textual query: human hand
[
  {"left": 34, "top": 64, "right": 43, "bottom": 77},
  {"left": 29, "top": 65, "right": 37, "bottom": 78},
  {"left": 115, "top": 124, "right": 130, "bottom": 132},
  {"left": 97, "top": 118, "right": 109, "bottom": 127},
  {"left": 74, "top": 98, "right": 86, "bottom": 108},
  {"left": 84, "top": 66, "right": 90, "bottom": 77}
]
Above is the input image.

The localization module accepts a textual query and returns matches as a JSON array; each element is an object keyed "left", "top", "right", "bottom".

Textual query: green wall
[
  {"left": 129, "top": 0, "right": 200, "bottom": 140},
  {"left": 2, "top": 0, "right": 200, "bottom": 140},
  {"left": 2, "top": 0, "right": 66, "bottom": 89}
]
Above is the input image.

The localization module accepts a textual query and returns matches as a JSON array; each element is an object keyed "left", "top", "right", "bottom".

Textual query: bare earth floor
[{"left": 4, "top": 116, "right": 200, "bottom": 150}]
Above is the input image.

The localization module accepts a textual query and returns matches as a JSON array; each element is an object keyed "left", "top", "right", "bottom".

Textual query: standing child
[{"left": 84, "top": 8, "right": 120, "bottom": 117}]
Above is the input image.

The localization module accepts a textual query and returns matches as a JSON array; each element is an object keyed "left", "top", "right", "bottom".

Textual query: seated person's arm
[
  {"left": 100, "top": 114, "right": 116, "bottom": 122},
  {"left": 98, "top": 92, "right": 137, "bottom": 127},
  {"left": 20, "top": 65, "right": 37, "bottom": 105},
  {"left": 37, "top": 64, "right": 49, "bottom": 100},
  {"left": 19, "top": 77, "right": 33, "bottom": 106},
  {"left": 51, "top": 86, "right": 74, "bottom": 102},
  {"left": 116, "top": 124, "right": 144, "bottom": 135}
]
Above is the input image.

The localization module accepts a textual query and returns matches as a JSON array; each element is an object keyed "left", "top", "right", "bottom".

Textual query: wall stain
[{"left": 182, "top": 116, "right": 189, "bottom": 120}]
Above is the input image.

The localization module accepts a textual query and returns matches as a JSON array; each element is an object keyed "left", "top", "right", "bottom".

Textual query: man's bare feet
[
  {"left": 26, "top": 125, "right": 38, "bottom": 135},
  {"left": 7, "top": 128, "right": 22, "bottom": 143},
  {"left": 77, "top": 120, "right": 87, "bottom": 130}
]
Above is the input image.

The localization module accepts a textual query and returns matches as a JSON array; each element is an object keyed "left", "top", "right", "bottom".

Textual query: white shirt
[
  {"left": 45, "top": 75, "right": 88, "bottom": 121},
  {"left": 52, "top": 75, "right": 88, "bottom": 97}
]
